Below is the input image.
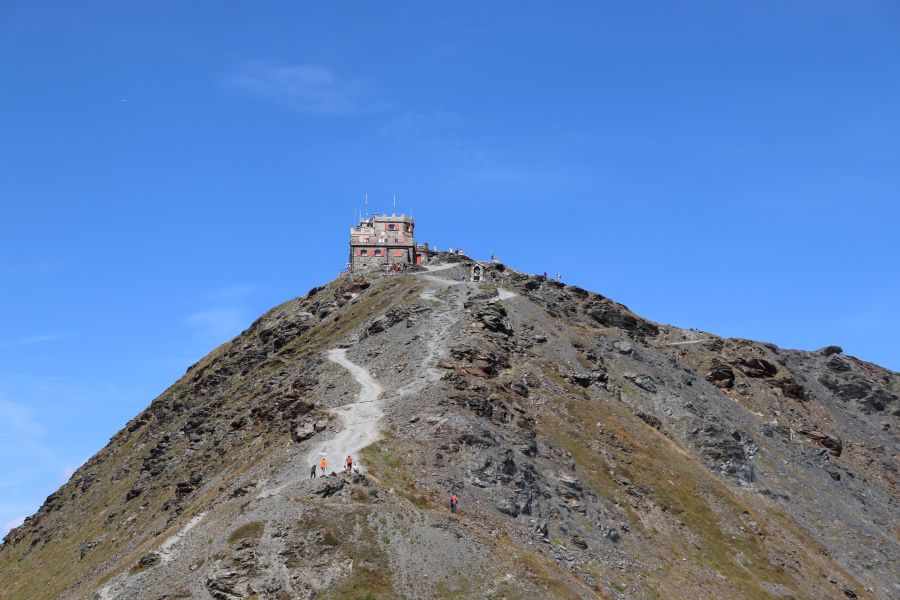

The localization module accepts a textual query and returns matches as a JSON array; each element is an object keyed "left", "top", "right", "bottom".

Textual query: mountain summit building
[{"left": 349, "top": 213, "right": 424, "bottom": 272}]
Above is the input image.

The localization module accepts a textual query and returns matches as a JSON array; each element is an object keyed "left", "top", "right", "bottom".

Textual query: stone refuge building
[{"left": 349, "top": 213, "right": 424, "bottom": 272}]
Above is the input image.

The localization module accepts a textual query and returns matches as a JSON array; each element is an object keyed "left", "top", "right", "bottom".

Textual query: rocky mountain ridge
[{"left": 1, "top": 257, "right": 896, "bottom": 599}]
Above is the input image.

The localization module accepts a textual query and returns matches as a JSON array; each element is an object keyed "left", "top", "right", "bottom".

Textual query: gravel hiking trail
[{"left": 307, "top": 348, "right": 385, "bottom": 471}]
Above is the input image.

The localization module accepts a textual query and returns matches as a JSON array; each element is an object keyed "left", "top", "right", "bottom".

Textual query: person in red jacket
[{"left": 450, "top": 494, "right": 458, "bottom": 514}]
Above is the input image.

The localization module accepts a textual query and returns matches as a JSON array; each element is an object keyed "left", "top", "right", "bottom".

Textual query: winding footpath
[{"left": 306, "top": 349, "right": 384, "bottom": 471}]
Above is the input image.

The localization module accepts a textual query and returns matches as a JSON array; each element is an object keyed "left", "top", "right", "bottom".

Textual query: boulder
[
  {"left": 206, "top": 567, "right": 249, "bottom": 600},
  {"left": 799, "top": 430, "right": 843, "bottom": 456},
  {"left": 506, "top": 382, "right": 530, "bottom": 397},
  {"left": 568, "top": 370, "right": 607, "bottom": 388},
  {"left": 734, "top": 357, "right": 778, "bottom": 378},
  {"left": 588, "top": 305, "right": 659, "bottom": 337},
  {"left": 496, "top": 496, "right": 519, "bottom": 517},
  {"left": 137, "top": 552, "right": 160, "bottom": 569},
  {"left": 292, "top": 420, "right": 316, "bottom": 442},
  {"left": 625, "top": 374, "right": 659, "bottom": 393},
  {"left": 315, "top": 478, "right": 347, "bottom": 498},
  {"left": 768, "top": 378, "right": 807, "bottom": 401},
  {"left": 475, "top": 303, "right": 513, "bottom": 336},
  {"left": 637, "top": 412, "right": 662, "bottom": 430},
  {"left": 858, "top": 389, "right": 896, "bottom": 413},
  {"left": 705, "top": 361, "right": 735, "bottom": 389},
  {"left": 612, "top": 340, "right": 634, "bottom": 355},
  {"left": 818, "top": 345, "right": 843, "bottom": 356},
  {"left": 826, "top": 355, "right": 852, "bottom": 372}
]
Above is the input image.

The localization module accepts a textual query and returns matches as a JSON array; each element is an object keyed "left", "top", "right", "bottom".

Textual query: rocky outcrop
[
  {"left": 799, "top": 429, "right": 843, "bottom": 456},
  {"left": 587, "top": 303, "right": 659, "bottom": 337},
  {"left": 705, "top": 360, "right": 735, "bottom": 388}
]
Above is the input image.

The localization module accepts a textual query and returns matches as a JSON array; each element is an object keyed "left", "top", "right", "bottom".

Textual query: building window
[
  {"left": 388, "top": 223, "right": 396, "bottom": 231},
  {"left": 374, "top": 249, "right": 382, "bottom": 256},
  {"left": 359, "top": 249, "right": 368, "bottom": 256}
]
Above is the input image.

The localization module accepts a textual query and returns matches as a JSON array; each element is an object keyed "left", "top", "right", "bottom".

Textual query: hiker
[
  {"left": 450, "top": 494, "right": 458, "bottom": 514},
  {"left": 309, "top": 463, "right": 317, "bottom": 479},
  {"left": 319, "top": 456, "right": 328, "bottom": 476},
  {"left": 345, "top": 455, "right": 353, "bottom": 473},
  {"left": 556, "top": 272, "right": 561, "bottom": 282}
]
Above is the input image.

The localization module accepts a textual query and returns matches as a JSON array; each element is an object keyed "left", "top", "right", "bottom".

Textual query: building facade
[{"left": 349, "top": 213, "right": 423, "bottom": 272}]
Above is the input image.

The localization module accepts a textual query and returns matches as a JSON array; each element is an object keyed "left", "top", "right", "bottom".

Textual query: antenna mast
[{"left": 365, "top": 193, "right": 368, "bottom": 220}]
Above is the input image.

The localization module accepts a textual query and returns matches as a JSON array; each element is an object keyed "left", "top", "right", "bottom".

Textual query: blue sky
[{"left": 1, "top": 2, "right": 898, "bottom": 535}]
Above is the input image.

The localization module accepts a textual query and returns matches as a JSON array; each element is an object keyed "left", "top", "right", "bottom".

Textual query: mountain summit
[{"left": 1, "top": 256, "right": 897, "bottom": 599}]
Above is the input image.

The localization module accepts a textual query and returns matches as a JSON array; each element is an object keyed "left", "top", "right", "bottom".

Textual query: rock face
[{"left": 0, "top": 258, "right": 897, "bottom": 600}]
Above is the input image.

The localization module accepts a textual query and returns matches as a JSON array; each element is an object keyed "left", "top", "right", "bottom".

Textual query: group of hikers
[{"left": 310, "top": 454, "right": 356, "bottom": 478}]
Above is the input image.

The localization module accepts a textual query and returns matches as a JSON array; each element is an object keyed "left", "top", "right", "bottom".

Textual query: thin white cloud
[
  {"left": 0, "top": 398, "right": 46, "bottom": 446},
  {"left": 184, "top": 309, "right": 248, "bottom": 340},
  {"left": 0, "top": 396, "right": 55, "bottom": 491},
  {"left": 208, "top": 285, "right": 255, "bottom": 302},
  {"left": 0, "top": 334, "right": 61, "bottom": 348},
  {"left": 224, "top": 61, "right": 375, "bottom": 115}
]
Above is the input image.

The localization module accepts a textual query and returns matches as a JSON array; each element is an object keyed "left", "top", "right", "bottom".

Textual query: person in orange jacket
[
  {"left": 450, "top": 494, "right": 458, "bottom": 514},
  {"left": 319, "top": 456, "right": 328, "bottom": 476}
]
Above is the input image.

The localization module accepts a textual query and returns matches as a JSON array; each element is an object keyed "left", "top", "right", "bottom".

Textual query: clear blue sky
[{"left": 2, "top": 1, "right": 898, "bottom": 535}]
